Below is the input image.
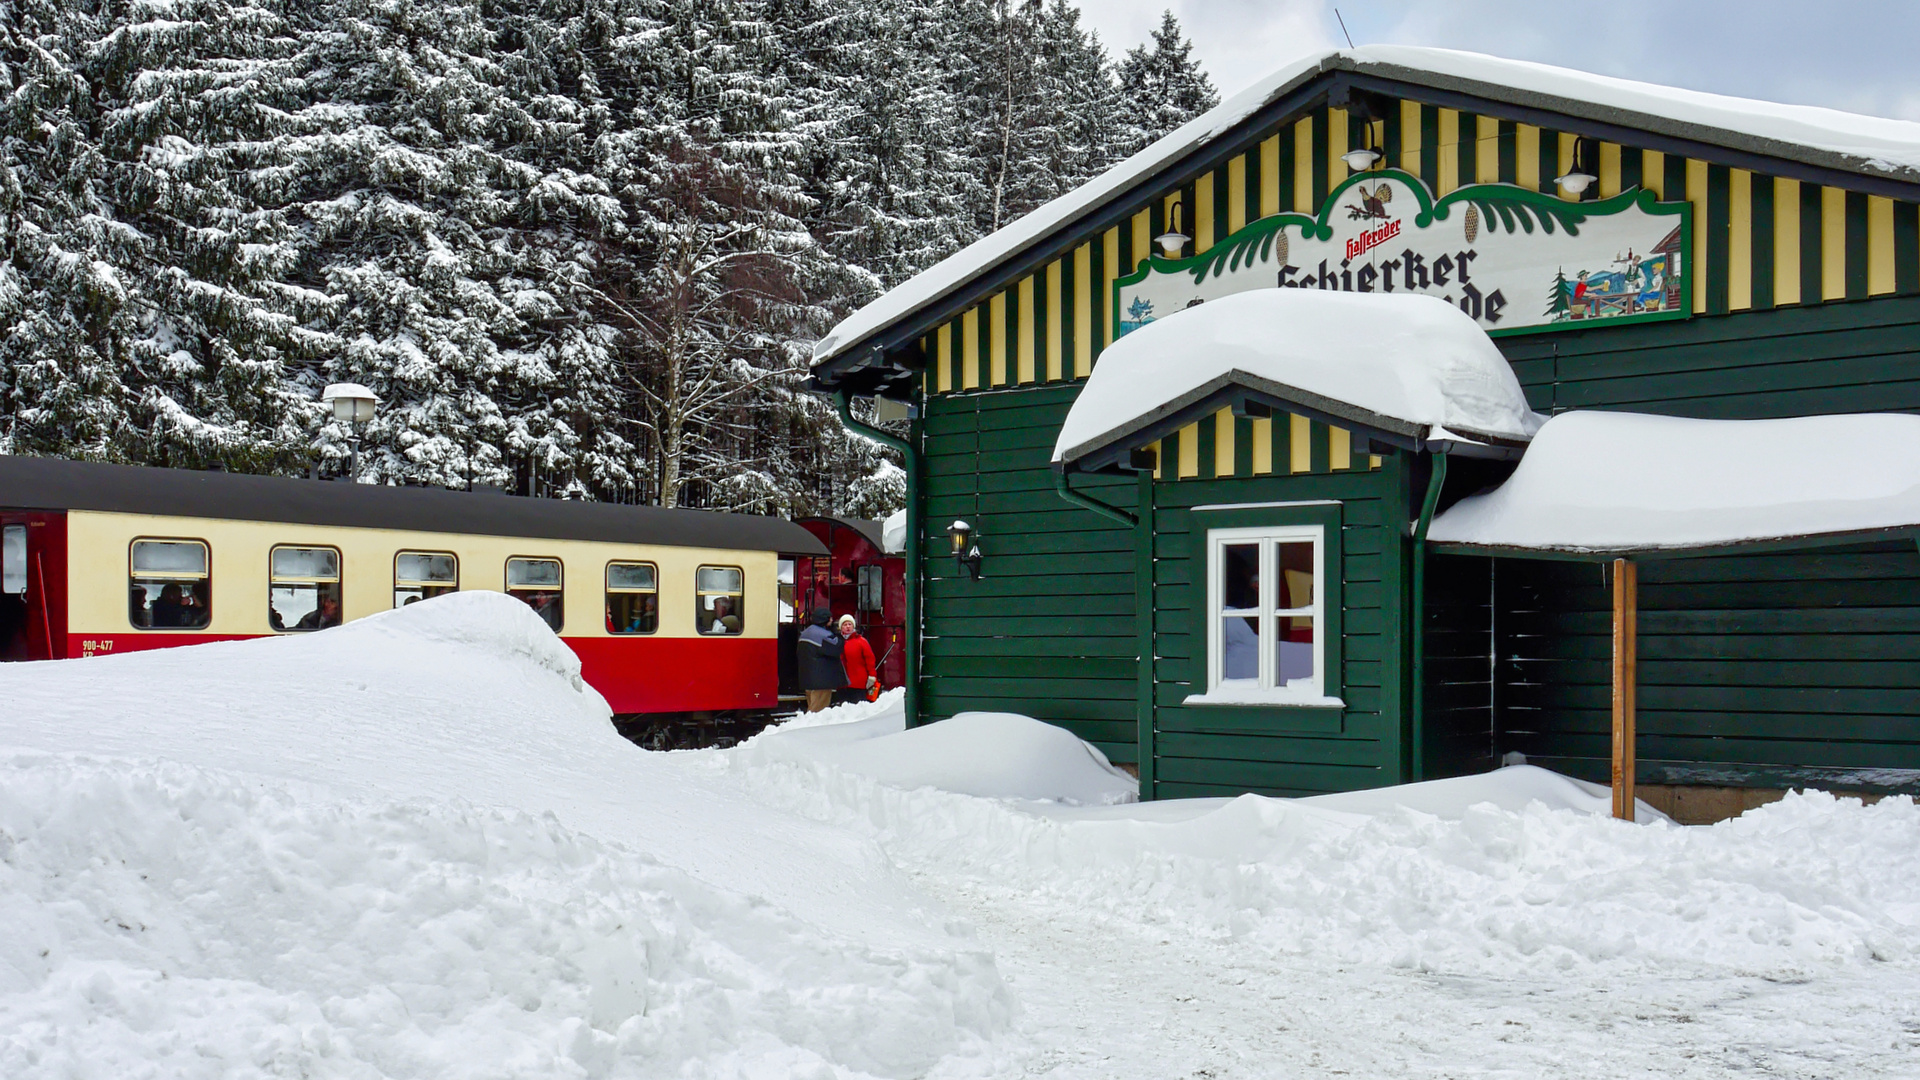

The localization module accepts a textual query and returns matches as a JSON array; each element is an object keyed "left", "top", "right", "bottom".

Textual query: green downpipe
[
  {"left": 836, "top": 391, "right": 921, "bottom": 726},
  {"left": 1410, "top": 451, "right": 1449, "bottom": 783},
  {"left": 1054, "top": 469, "right": 1138, "bottom": 528}
]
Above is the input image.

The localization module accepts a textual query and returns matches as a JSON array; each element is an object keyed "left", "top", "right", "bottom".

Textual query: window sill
[{"left": 1182, "top": 689, "right": 1346, "bottom": 709}]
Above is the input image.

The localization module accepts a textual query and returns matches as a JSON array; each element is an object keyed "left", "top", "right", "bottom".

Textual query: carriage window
[
  {"left": 507, "top": 557, "right": 563, "bottom": 632},
  {"left": 395, "top": 551, "right": 458, "bottom": 608},
  {"left": 696, "top": 565, "right": 744, "bottom": 635},
  {"left": 1207, "top": 525, "right": 1323, "bottom": 700},
  {"left": 130, "top": 539, "right": 212, "bottom": 630},
  {"left": 2, "top": 525, "right": 24, "bottom": 595},
  {"left": 269, "top": 545, "right": 342, "bottom": 632},
  {"left": 605, "top": 561, "right": 658, "bottom": 635},
  {"left": 856, "top": 564, "right": 884, "bottom": 612}
]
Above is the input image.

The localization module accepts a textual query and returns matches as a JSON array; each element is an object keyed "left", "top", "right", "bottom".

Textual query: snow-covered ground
[{"left": 4, "top": 593, "right": 1918, "bottom": 1077}]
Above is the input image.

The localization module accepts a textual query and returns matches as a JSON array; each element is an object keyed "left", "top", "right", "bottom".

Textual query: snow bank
[
  {"left": 715, "top": 733, "right": 1920, "bottom": 979},
  {"left": 1299, "top": 764, "right": 1672, "bottom": 822},
  {"left": 1428, "top": 410, "right": 1920, "bottom": 552},
  {"left": 751, "top": 702, "right": 1137, "bottom": 805},
  {"left": 881, "top": 508, "right": 907, "bottom": 555},
  {"left": 1054, "top": 290, "right": 1541, "bottom": 465},
  {"left": 816, "top": 46, "right": 1920, "bottom": 368},
  {"left": 0, "top": 594, "right": 1015, "bottom": 1078}
]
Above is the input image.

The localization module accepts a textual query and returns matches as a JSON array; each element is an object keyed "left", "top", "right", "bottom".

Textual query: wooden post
[{"left": 1611, "top": 558, "right": 1638, "bottom": 821}]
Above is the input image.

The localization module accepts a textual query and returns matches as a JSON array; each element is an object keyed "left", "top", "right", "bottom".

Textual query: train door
[{"left": 0, "top": 512, "right": 67, "bottom": 662}]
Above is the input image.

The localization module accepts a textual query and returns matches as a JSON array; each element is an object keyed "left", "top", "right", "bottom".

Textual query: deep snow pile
[
  {"left": 0, "top": 595, "right": 1012, "bottom": 1079},
  {"left": 754, "top": 702, "right": 1136, "bottom": 805},
  {"left": 720, "top": 708, "right": 1920, "bottom": 979}
]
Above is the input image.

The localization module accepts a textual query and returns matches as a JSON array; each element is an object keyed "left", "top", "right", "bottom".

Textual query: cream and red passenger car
[{"left": 0, "top": 455, "right": 826, "bottom": 718}]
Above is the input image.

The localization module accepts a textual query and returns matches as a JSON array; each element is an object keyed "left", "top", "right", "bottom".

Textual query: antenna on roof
[{"left": 1335, "top": 8, "right": 1355, "bottom": 49}]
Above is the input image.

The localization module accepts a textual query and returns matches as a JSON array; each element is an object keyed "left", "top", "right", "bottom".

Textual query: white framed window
[{"left": 1199, "top": 524, "right": 1333, "bottom": 705}]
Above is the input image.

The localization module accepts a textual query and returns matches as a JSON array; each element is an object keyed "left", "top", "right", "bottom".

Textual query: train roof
[
  {"left": 0, "top": 455, "right": 829, "bottom": 556},
  {"left": 795, "top": 516, "right": 887, "bottom": 553}
]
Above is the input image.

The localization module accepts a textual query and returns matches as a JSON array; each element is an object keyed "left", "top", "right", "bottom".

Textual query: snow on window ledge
[{"left": 1182, "top": 688, "right": 1345, "bottom": 709}]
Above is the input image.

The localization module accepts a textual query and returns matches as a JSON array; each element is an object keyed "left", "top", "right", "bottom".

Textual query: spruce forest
[{"left": 0, "top": 0, "right": 1216, "bottom": 515}]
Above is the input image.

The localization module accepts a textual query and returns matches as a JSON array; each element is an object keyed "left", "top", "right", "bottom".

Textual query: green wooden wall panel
[
  {"left": 1492, "top": 542, "right": 1920, "bottom": 794},
  {"left": 919, "top": 387, "right": 1140, "bottom": 761}
]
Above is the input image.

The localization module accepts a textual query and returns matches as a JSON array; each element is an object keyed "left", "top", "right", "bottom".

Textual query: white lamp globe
[{"left": 321, "top": 382, "right": 380, "bottom": 424}]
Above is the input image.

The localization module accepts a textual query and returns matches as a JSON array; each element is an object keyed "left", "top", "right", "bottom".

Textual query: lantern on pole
[{"left": 321, "top": 383, "right": 380, "bottom": 480}]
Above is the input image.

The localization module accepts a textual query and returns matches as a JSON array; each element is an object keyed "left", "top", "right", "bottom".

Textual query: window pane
[
  {"left": 697, "top": 577, "right": 743, "bottom": 635},
  {"left": 132, "top": 540, "right": 207, "bottom": 577},
  {"left": 396, "top": 552, "right": 456, "bottom": 585},
  {"left": 132, "top": 579, "right": 211, "bottom": 629},
  {"left": 1221, "top": 612, "right": 1261, "bottom": 682},
  {"left": 607, "top": 562, "right": 656, "bottom": 591},
  {"left": 697, "top": 566, "right": 742, "bottom": 594},
  {"left": 507, "top": 558, "right": 562, "bottom": 588},
  {"left": 511, "top": 589, "right": 563, "bottom": 631},
  {"left": 1276, "top": 541, "right": 1314, "bottom": 610},
  {"left": 271, "top": 546, "right": 339, "bottom": 581},
  {"left": 608, "top": 592, "right": 658, "bottom": 634},
  {"left": 2, "top": 525, "right": 23, "bottom": 595},
  {"left": 1277, "top": 615, "right": 1315, "bottom": 686},
  {"left": 272, "top": 582, "right": 342, "bottom": 632},
  {"left": 1221, "top": 543, "right": 1259, "bottom": 611}
]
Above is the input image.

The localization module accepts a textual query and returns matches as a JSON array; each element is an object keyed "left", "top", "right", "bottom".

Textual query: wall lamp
[
  {"left": 1154, "top": 199, "right": 1189, "bottom": 258},
  {"left": 947, "top": 519, "right": 983, "bottom": 580},
  {"left": 1555, "top": 137, "right": 1599, "bottom": 196}
]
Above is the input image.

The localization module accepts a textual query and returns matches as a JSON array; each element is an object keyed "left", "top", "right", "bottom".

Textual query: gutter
[
  {"left": 1054, "top": 466, "right": 1138, "bottom": 528},
  {"left": 835, "top": 391, "right": 923, "bottom": 727},
  {"left": 1409, "top": 450, "right": 1449, "bottom": 783}
]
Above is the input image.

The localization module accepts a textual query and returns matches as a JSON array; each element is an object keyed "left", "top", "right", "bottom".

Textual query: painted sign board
[{"left": 1115, "top": 169, "right": 1691, "bottom": 339}]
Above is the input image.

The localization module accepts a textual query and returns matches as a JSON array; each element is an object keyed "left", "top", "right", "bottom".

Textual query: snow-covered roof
[
  {"left": 814, "top": 46, "right": 1920, "bottom": 372},
  {"left": 1052, "top": 290, "right": 1542, "bottom": 468},
  {"left": 1427, "top": 411, "right": 1920, "bottom": 555}
]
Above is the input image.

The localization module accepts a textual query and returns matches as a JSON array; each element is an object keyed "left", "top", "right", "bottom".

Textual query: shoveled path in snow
[{"left": 925, "top": 861, "right": 1920, "bottom": 1079}]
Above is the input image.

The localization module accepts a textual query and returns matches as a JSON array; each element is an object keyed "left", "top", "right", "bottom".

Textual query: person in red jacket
[{"left": 836, "top": 614, "right": 878, "bottom": 705}]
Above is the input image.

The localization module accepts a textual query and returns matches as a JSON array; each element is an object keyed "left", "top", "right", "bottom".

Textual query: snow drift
[
  {"left": 0, "top": 594, "right": 1013, "bottom": 1078},
  {"left": 752, "top": 703, "right": 1137, "bottom": 805},
  {"left": 721, "top": 712, "right": 1920, "bottom": 980}
]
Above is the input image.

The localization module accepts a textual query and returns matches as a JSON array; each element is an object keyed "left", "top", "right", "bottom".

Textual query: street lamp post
[{"left": 321, "top": 383, "right": 380, "bottom": 480}]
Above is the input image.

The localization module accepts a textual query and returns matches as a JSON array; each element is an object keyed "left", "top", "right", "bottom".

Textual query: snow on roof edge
[
  {"left": 1052, "top": 292, "right": 1542, "bottom": 468},
  {"left": 1426, "top": 411, "right": 1920, "bottom": 555},
  {"left": 814, "top": 47, "right": 1920, "bottom": 373}
]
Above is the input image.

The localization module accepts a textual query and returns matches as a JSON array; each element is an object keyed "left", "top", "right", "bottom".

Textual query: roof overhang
[{"left": 1429, "top": 525, "right": 1920, "bottom": 563}]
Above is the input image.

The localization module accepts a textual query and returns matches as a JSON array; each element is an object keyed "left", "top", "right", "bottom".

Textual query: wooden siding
[
  {"left": 1501, "top": 292, "right": 1920, "bottom": 417},
  {"left": 1494, "top": 544, "right": 1920, "bottom": 793},
  {"left": 921, "top": 386, "right": 1139, "bottom": 764},
  {"left": 1424, "top": 553, "right": 1497, "bottom": 781},
  {"left": 919, "top": 100, "right": 1920, "bottom": 398},
  {"left": 1146, "top": 454, "right": 1412, "bottom": 798}
]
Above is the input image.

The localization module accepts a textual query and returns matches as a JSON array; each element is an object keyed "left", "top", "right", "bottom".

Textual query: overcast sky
[{"left": 1075, "top": 0, "right": 1920, "bottom": 122}]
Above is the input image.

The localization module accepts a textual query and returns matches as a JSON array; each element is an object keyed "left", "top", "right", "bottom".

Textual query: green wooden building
[{"left": 811, "top": 47, "right": 1920, "bottom": 806}]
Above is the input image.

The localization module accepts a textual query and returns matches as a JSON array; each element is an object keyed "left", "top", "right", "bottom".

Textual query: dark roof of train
[
  {"left": 797, "top": 516, "right": 885, "bottom": 553},
  {"left": 0, "top": 455, "right": 829, "bottom": 555}
]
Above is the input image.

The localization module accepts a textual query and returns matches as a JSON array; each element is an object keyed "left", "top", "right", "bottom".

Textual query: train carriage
[{"left": 0, "top": 456, "right": 828, "bottom": 731}]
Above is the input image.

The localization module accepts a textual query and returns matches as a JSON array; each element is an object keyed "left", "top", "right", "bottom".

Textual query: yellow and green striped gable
[{"left": 911, "top": 103, "right": 1920, "bottom": 430}]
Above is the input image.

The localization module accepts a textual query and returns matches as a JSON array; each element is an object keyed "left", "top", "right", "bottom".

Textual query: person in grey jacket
[{"left": 796, "top": 606, "right": 846, "bottom": 712}]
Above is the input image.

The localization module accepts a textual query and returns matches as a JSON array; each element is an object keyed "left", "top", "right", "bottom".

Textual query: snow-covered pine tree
[
  {"left": 0, "top": 0, "right": 138, "bottom": 459},
  {"left": 1114, "top": 9, "right": 1217, "bottom": 159}
]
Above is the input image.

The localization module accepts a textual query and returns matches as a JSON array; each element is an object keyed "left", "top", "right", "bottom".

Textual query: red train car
[
  {"left": 787, "top": 516, "right": 906, "bottom": 693},
  {"left": 0, "top": 455, "right": 827, "bottom": 738}
]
